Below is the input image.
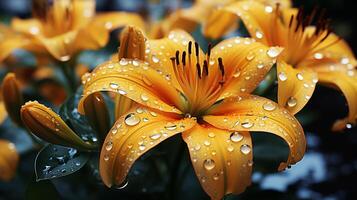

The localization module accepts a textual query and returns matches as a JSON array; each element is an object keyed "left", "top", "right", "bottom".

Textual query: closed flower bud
[
  {"left": 1, "top": 73, "right": 24, "bottom": 126},
  {"left": 0, "top": 139, "right": 19, "bottom": 181},
  {"left": 118, "top": 26, "right": 146, "bottom": 61},
  {"left": 21, "top": 101, "right": 96, "bottom": 150},
  {"left": 83, "top": 92, "right": 110, "bottom": 141}
]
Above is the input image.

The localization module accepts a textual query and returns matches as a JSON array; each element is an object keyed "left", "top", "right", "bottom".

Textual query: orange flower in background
[
  {"left": 0, "top": 139, "right": 19, "bottom": 181},
  {"left": 78, "top": 29, "right": 306, "bottom": 199},
  {"left": 0, "top": 0, "right": 144, "bottom": 62},
  {"left": 154, "top": 0, "right": 291, "bottom": 39},
  {"left": 205, "top": 1, "right": 357, "bottom": 131}
]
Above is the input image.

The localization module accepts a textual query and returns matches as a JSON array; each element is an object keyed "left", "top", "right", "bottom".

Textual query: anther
[
  {"left": 175, "top": 51, "right": 180, "bottom": 66},
  {"left": 196, "top": 63, "right": 202, "bottom": 79},
  {"left": 182, "top": 51, "right": 186, "bottom": 66},
  {"left": 218, "top": 57, "right": 225, "bottom": 77},
  {"left": 194, "top": 42, "right": 199, "bottom": 57},
  {"left": 203, "top": 60, "right": 208, "bottom": 76},
  {"left": 188, "top": 41, "right": 192, "bottom": 55}
]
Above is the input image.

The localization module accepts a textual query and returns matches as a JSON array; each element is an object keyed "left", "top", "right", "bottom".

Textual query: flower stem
[{"left": 58, "top": 59, "right": 78, "bottom": 95}]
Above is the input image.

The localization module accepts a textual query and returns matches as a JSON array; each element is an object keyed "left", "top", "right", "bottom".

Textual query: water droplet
[
  {"left": 111, "top": 128, "right": 118, "bottom": 135},
  {"left": 296, "top": 73, "right": 304, "bottom": 80},
  {"left": 115, "top": 181, "right": 129, "bottom": 189},
  {"left": 61, "top": 169, "right": 66, "bottom": 173},
  {"left": 255, "top": 30, "right": 264, "bottom": 39},
  {"left": 43, "top": 165, "right": 51, "bottom": 174},
  {"left": 314, "top": 53, "right": 323, "bottom": 59},
  {"left": 104, "top": 155, "right": 109, "bottom": 161},
  {"left": 341, "top": 57, "right": 350, "bottom": 65},
  {"left": 203, "top": 159, "right": 216, "bottom": 170},
  {"left": 257, "top": 63, "right": 264, "bottom": 69},
  {"left": 119, "top": 58, "right": 128, "bottom": 66},
  {"left": 124, "top": 113, "right": 141, "bottom": 126},
  {"left": 132, "top": 60, "right": 140, "bottom": 66},
  {"left": 60, "top": 55, "right": 70, "bottom": 62},
  {"left": 265, "top": 6, "right": 273, "bottom": 13},
  {"left": 105, "top": 141, "right": 113, "bottom": 151},
  {"left": 213, "top": 173, "right": 220, "bottom": 181},
  {"left": 165, "top": 123, "right": 177, "bottom": 131},
  {"left": 204, "top": 140, "right": 211, "bottom": 146},
  {"left": 194, "top": 144, "right": 201, "bottom": 151},
  {"left": 230, "top": 132, "right": 243, "bottom": 142},
  {"left": 346, "top": 123, "right": 353, "bottom": 129},
  {"left": 278, "top": 72, "right": 287, "bottom": 81},
  {"left": 241, "top": 121, "right": 254, "bottom": 129},
  {"left": 287, "top": 97, "right": 297, "bottom": 107},
  {"left": 139, "top": 144, "right": 146, "bottom": 151},
  {"left": 227, "top": 145, "right": 234, "bottom": 152},
  {"left": 110, "top": 82, "right": 119, "bottom": 89},
  {"left": 266, "top": 47, "right": 282, "bottom": 58},
  {"left": 75, "top": 162, "right": 81, "bottom": 166},
  {"left": 208, "top": 132, "right": 215, "bottom": 138},
  {"left": 233, "top": 69, "right": 241, "bottom": 78},
  {"left": 152, "top": 55, "right": 160, "bottom": 63},
  {"left": 140, "top": 93, "right": 149, "bottom": 102},
  {"left": 246, "top": 52, "right": 255, "bottom": 61},
  {"left": 240, "top": 144, "right": 251, "bottom": 155},
  {"left": 150, "top": 133, "right": 161, "bottom": 140},
  {"left": 263, "top": 102, "right": 276, "bottom": 111}
]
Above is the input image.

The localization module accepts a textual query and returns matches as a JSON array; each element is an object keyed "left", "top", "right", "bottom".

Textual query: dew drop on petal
[
  {"left": 241, "top": 121, "right": 254, "bottom": 129},
  {"left": 287, "top": 97, "right": 297, "bottom": 107},
  {"left": 150, "top": 133, "right": 161, "bottom": 140},
  {"left": 240, "top": 144, "right": 251, "bottom": 155},
  {"left": 266, "top": 47, "right": 282, "bottom": 58},
  {"left": 165, "top": 122, "right": 177, "bottom": 130},
  {"left": 255, "top": 30, "right": 264, "bottom": 39},
  {"left": 265, "top": 6, "right": 273, "bottom": 13},
  {"left": 278, "top": 72, "right": 287, "bottom": 81},
  {"left": 110, "top": 82, "right": 119, "bottom": 89},
  {"left": 140, "top": 93, "right": 149, "bottom": 102},
  {"left": 119, "top": 58, "right": 128, "bottom": 66},
  {"left": 203, "top": 159, "right": 216, "bottom": 170},
  {"left": 105, "top": 141, "right": 113, "bottom": 151},
  {"left": 152, "top": 55, "right": 160, "bottom": 63},
  {"left": 139, "top": 144, "right": 146, "bottom": 151},
  {"left": 104, "top": 155, "right": 109, "bottom": 161},
  {"left": 263, "top": 102, "right": 276, "bottom": 111},
  {"left": 314, "top": 53, "right": 323, "bottom": 59},
  {"left": 124, "top": 113, "right": 141, "bottom": 126},
  {"left": 230, "top": 132, "right": 243, "bottom": 142},
  {"left": 296, "top": 73, "right": 304, "bottom": 80}
]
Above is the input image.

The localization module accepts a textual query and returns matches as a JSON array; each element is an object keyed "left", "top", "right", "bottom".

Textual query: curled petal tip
[
  {"left": 118, "top": 26, "right": 146, "bottom": 61},
  {"left": 21, "top": 101, "right": 97, "bottom": 150}
]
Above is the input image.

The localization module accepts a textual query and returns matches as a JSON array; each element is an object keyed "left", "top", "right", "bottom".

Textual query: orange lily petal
[
  {"left": 0, "top": 139, "right": 19, "bottom": 181},
  {"left": 277, "top": 61, "right": 318, "bottom": 114},
  {"left": 0, "top": 101, "right": 6, "bottom": 124},
  {"left": 204, "top": 94, "right": 306, "bottom": 170},
  {"left": 317, "top": 71, "right": 357, "bottom": 131},
  {"left": 0, "top": 24, "right": 30, "bottom": 62},
  {"left": 11, "top": 18, "right": 43, "bottom": 35},
  {"left": 182, "top": 124, "right": 252, "bottom": 199},
  {"left": 204, "top": 1, "right": 284, "bottom": 40},
  {"left": 100, "top": 106, "right": 196, "bottom": 187},
  {"left": 114, "top": 95, "right": 136, "bottom": 120},
  {"left": 210, "top": 37, "right": 282, "bottom": 97},
  {"left": 78, "top": 60, "right": 184, "bottom": 114},
  {"left": 71, "top": 0, "right": 96, "bottom": 29}
]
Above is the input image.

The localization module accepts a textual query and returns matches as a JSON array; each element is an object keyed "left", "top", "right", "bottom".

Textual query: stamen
[
  {"left": 196, "top": 63, "right": 202, "bottom": 79},
  {"left": 188, "top": 41, "right": 192, "bottom": 55},
  {"left": 182, "top": 51, "right": 186, "bottom": 66},
  {"left": 207, "top": 43, "right": 212, "bottom": 57},
  {"left": 175, "top": 51, "right": 180, "bottom": 66},
  {"left": 194, "top": 42, "right": 199, "bottom": 57},
  {"left": 203, "top": 60, "right": 208, "bottom": 76},
  {"left": 289, "top": 15, "right": 294, "bottom": 28},
  {"left": 218, "top": 58, "right": 224, "bottom": 75}
]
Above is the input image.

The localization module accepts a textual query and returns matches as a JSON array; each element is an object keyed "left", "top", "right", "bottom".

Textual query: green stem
[{"left": 57, "top": 58, "right": 78, "bottom": 95}]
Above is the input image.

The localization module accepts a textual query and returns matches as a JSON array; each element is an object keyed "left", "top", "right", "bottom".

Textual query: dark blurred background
[{"left": 0, "top": 0, "right": 357, "bottom": 200}]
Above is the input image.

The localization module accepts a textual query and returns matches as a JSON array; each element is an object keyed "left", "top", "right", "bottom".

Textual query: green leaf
[
  {"left": 35, "top": 144, "right": 89, "bottom": 181},
  {"left": 59, "top": 87, "right": 99, "bottom": 144}
]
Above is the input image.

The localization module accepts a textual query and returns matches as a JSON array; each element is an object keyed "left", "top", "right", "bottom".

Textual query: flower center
[
  {"left": 170, "top": 42, "right": 225, "bottom": 117},
  {"left": 280, "top": 7, "right": 340, "bottom": 66}
]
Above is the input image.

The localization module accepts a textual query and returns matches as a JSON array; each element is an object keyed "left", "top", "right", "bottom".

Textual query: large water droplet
[
  {"left": 287, "top": 97, "right": 297, "bottom": 107},
  {"left": 278, "top": 72, "right": 287, "bottom": 81},
  {"left": 105, "top": 141, "right": 113, "bottom": 151},
  {"left": 165, "top": 123, "right": 177, "bottom": 131},
  {"left": 119, "top": 58, "right": 128, "bottom": 66},
  {"left": 203, "top": 159, "right": 216, "bottom": 170},
  {"left": 241, "top": 121, "right": 254, "bottom": 129},
  {"left": 240, "top": 144, "right": 251, "bottom": 155},
  {"left": 150, "top": 133, "right": 161, "bottom": 140},
  {"left": 296, "top": 73, "right": 304, "bottom": 81},
  {"left": 266, "top": 47, "right": 282, "bottom": 58},
  {"left": 124, "top": 113, "right": 141, "bottom": 126},
  {"left": 109, "top": 82, "right": 119, "bottom": 89},
  {"left": 263, "top": 102, "right": 276, "bottom": 111},
  {"left": 230, "top": 132, "right": 243, "bottom": 142},
  {"left": 139, "top": 144, "right": 146, "bottom": 151},
  {"left": 255, "top": 30, "right": 264, "bottom": 39},
  {"left": 152, "top": 55, "right": 160, "bottom": 63}
]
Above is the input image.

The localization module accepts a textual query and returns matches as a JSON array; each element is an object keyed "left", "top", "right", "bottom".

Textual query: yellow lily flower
[
  {"left": 153, "top": 0, "right": 291, "bottom": 39},
  {"left": 0, "top": 0, "right": 144, "bottom": 62},
  {"left": 205, "top": 1, "right": 357, "bottom": 131},
  {"left": 78, "top": 29, "right": 306, "bottom": 199},
  {"left": 0, "top": 139, "right": 19, "bottom": 181}
]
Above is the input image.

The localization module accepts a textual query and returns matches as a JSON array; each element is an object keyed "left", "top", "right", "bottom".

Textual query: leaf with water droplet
[{"left": 35, "top": 144, "right": 89, "bottom": 181}]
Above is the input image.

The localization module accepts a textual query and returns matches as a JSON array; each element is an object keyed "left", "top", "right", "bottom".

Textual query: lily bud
[
  {"left": 0, "top": 139, "right": 19, "bottom": 181},
  {"left": 118, "top": 26, "right": 146, "bottom": 61},
  {"left": 1, "top": 73, "right": 24, "bottom": 126},
  {"left": 83, "top": 92, "right": 110, "bottom": 141},
  {"left": 21, "top": 101, "right": 96, "bottom": 150}
]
